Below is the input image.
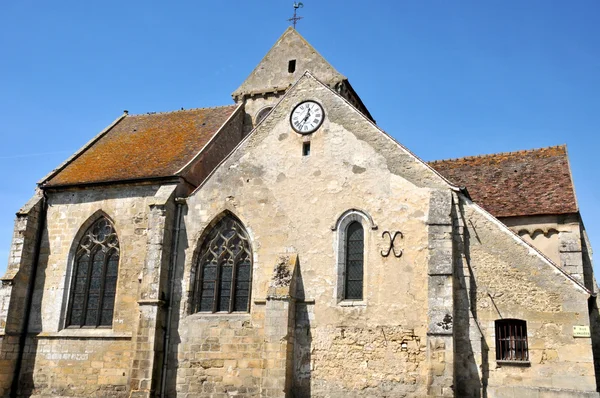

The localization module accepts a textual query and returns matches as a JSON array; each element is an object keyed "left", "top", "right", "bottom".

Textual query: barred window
[
  {"left": 67, "top": 217, "right": 119, "bottom": 328},
  {"left": 344, "top": 221, "right": 364, "bottom": 300},
  {"left": 495, "top": 319, "right": 529, "bottom": 361},
  {"left": 193, "top": 215, "right": 252, "bottom": 313}
]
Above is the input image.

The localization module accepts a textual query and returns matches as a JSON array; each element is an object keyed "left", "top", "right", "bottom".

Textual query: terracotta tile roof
[
  {"left": 429, "top": 145, "right": 578, "bottom": 218},
  {"left": 44, "top": 105, "right": 239, "bottom": 187}
]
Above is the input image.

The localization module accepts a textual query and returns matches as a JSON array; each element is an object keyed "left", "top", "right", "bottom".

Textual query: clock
[{"left": 290, "top": 100, "right": 324, "bottom": 134}]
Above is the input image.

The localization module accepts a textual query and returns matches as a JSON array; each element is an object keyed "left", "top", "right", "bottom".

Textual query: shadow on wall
[
  {"left": 162, "top": 205, "right": 188, "bottom": 397},
  {"left": 579, "top": 224, "right": 600, "bottom": 392},
  {"left": 292, "top": 260, "right": 312, "bottom": 397},
  {"left": 16, "top": 337, "right": 39, "bottom": 397},
  {"left": 16, "top": 226, "right": 48, "bottom": 397},
  {"left": 588, "top": 297, "right": 600, "bottom": 392},
  {"left": 454, "top": 203, "right": 489, "bottom": 397}
]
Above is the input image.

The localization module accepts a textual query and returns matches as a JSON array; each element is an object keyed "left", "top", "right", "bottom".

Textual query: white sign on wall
[{"left": 573, "top": 325, "right": 591, "bottom": 338}]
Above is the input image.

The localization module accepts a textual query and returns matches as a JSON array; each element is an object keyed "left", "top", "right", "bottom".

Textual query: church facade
[{"left": 0, "top": 28, "right": 598, "bottom": 398}]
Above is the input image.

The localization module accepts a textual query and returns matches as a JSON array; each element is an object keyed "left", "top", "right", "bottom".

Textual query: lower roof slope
[
  {"left": 43, "top": 105, "right": 238, "bottom": 187},
  {"left": 429, "top": 145, "right": 578, "bottom": 218}
]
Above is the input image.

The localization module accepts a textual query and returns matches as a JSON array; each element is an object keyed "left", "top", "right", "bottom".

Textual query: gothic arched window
[
  {"left": 67, "top": 217, "right": 119, "bottom": 328},
  {"left": 344, "top": 221, "right": 364, "bottom": 300},
  {"left": 193, "top": 215, "right": 252, "bottom": 313}
]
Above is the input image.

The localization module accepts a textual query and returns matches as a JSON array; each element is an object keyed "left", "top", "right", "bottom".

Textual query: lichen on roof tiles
[
  {"left": 44, "top": 105, "right": 238, "bottom": 187},
  {"left": 429, "top": 145, "right": 578, "bottom": 218}
]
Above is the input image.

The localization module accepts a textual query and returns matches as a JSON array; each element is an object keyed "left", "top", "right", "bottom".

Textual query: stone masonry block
[
  {"left": 560, "top": 233, "right": 582, "bottom": 252},
  {"left": 428, "top": 190, "right": 452, "bottom": 226},
  {"left": 429, "top": 248, "right": 453, "bottom": 275},
  {"left": 561, "top": 251, "right": 583, "bottom": 267}
]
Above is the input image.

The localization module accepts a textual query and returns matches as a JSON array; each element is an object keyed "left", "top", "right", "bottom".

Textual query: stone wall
[
  {"left": 9, "top": 183, "right": 176, "bottom": 397},
  {"left": 0, "top": 192, "right": 44, "bottom": 397},
  {"left": 455, "top": 197, "right": 598, "bottom": 397},
  {"left": 19, "top": 335, "right": 131, "bottom": 397},
  {"left": 500, "top": 214, "right": 585, "bottom": 283},
  {"left": 293, "top": 322, "right": 426, "bottom": 396},
  {"left": 172, "top": 313, "right": 265, "bottom": 396},
  {"left": 173, "top": 74, "right": 448, "bottom": 397}
]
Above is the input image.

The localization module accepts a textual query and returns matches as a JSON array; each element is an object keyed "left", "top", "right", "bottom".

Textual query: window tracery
[
  {"left": 193, "top": 215, "right": 252, "bottom": 313},
  {"left": 67, "top": 217, "right": 119, "bottom": 328}
]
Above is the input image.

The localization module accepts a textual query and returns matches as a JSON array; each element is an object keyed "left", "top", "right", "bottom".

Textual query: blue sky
[{"left": 1, "top": 1, "right": 598, "bottom": 275}]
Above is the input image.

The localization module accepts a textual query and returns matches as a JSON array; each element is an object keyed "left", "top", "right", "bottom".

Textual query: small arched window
[
  {"left": 193, "top": 215, "right": 252, "bottom": 313},
  {"left": 334, "top": 210, "right": 372, "bottom": 303},
  {"left": 255, "top": 107, "right": 273, "bottom": 125},
  {"left": 67, "top": 217, "right": 119, "bottom": 328},
  {"left": 344, "top": 221, "right": 364, "bottom": 300}
]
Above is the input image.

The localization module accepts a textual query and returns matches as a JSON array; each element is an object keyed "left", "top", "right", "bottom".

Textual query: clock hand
[
  {"left": 302, "top": 110, "right": 314, "bottom": 128},
  {"left": 300, "top": 117, "right": 308, "bottom": 129},
  {"left": 303, "top": 107, "right": 311, "bottom": 120}
]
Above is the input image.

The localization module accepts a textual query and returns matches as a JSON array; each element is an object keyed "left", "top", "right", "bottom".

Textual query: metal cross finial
[{"left": 288, "top": 2, "right": 304, "bottom": 29}]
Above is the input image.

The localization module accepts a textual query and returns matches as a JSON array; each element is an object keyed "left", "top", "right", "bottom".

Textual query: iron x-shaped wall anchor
[{"left": 381, "top": 231, "right": 403, "bottom": 258}]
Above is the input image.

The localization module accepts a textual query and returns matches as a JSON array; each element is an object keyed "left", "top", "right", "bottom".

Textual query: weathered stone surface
[
  {"left": 1, "top": 29, "right": 598, "bottom": 398},
  {"left": 232, "top": 27, "right": 346, "bottom": 99},
  {"left": 428, "top": 190, "right": 453, "bottom": 226},
  {"left": 176, "top": 73, "right": 436, "bottom": 396},
  {"left": 453, "top": 197, "right": 597, "bottom": 397},
  {"left": 2, "top": 184, "right": 172, "bottom": 397}
]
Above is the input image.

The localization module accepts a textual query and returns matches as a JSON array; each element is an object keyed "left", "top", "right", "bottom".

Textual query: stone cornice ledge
[
  {"left": 29, "top": 330, "right": 133, "bottom": 339},
  {"left": 426, "top": 331, "right": 453, "bottom": 336},
  {"left": 138, "top": 299, "right": 166, "bottom": 307}
]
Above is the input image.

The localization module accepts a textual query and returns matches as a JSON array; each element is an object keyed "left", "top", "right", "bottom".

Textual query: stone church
[{"left": 0, "top": 27, "right": 598, "bottom": 397}]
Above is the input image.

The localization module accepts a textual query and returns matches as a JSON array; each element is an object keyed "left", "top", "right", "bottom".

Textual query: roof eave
[
  {"left": 41, "top": 175, "right": 184, "bottom": 191},
  {"left": 340, "top": 79, "right": 375, "bottom": 123},
  {"left": 38, "top": 112, "right": 128, "bottom": 186}
]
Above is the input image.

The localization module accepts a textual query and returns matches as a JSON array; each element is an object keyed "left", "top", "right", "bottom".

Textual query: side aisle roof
[
  {"left": 42, "top": 105, "right": 240, "bottom": 188},
  {"left": 429, "top": 145, "right": 578, "bottom": 218}
]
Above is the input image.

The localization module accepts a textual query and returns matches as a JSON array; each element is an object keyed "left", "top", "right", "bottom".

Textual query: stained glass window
[
  {"left": 67, "top": 217, "right": 119, "bottom": 327},
  {"left": 344, "top": 221, "right": 364, "bottom": 300},
  {"left": 194, "top": 215, "right": 252, "bottom": 313}
]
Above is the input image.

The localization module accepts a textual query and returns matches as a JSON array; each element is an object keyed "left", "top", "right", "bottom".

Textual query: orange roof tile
[
  {"left": 429, "top": 145, "right": 578, "bottom": 218},
  {"left": 44, "top": 105, "right": 238, "bottom": 187}
]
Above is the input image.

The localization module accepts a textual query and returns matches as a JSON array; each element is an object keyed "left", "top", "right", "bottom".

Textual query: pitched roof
[
  {"left": 232, "top": 27, "right": 346, "bottom": 99},
  {"left": 429, "top": 145, "right": 578, "bottom": 218},
  {"left": 43, "top": 105, "right": 239, "bottom": 187}
]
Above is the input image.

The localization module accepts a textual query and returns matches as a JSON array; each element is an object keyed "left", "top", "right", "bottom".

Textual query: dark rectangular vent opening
[
  {"left": 288, "top": 60, "right": 296, "bottom": 73},
  {"left": 302, "top": 141, "right": 311, "bottom": 156}
]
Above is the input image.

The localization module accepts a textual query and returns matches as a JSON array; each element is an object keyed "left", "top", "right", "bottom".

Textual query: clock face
[{"left": 290, "top": 101, "right": 324, "bottom": 134}]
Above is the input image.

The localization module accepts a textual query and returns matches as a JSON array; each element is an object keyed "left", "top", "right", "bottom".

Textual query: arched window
[
  {"left": 334, "top": 209, "right": 372, "bottom": 303},
  {"left": 344, "top": 221, "right": 364, "bottom": 300},
  {"left": 255, "top": 106, "right": 273, "bottom": 125},
  {"left": 67, "top": 217, "right": 119, "bottom": 328},
  {"left": 193, "top": 215, "right": 252, "bottom": 313}
]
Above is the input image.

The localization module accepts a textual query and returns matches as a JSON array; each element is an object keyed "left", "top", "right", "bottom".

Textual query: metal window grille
[
  {"left": 194, "top": 215, "right": 252, "bottom": 313},
  {"left": 344, "top": 221, "right": 364, "bottom": 300},
  {"left": 67, "top": 217, "right": 119, "bottom": 328},
  {"left": 495, "top": 319, "right": 529, "bottom": 361}
]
